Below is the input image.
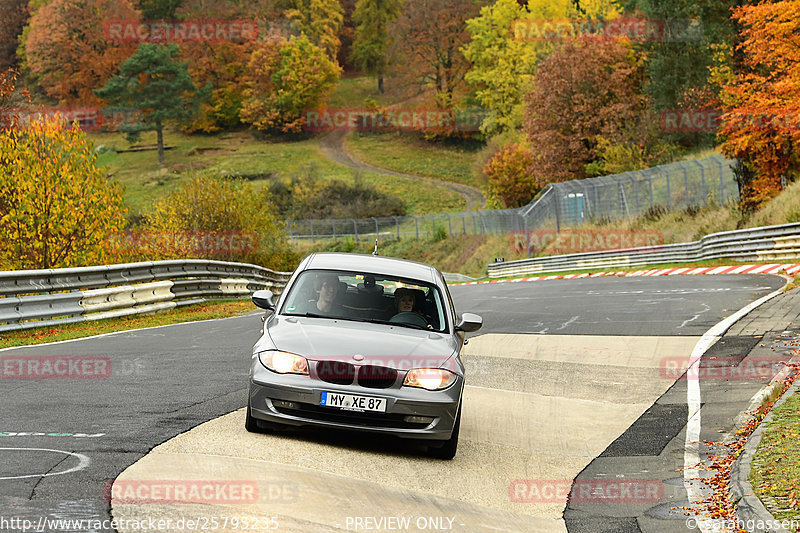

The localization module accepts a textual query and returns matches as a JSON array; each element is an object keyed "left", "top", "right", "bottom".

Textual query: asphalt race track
[{"left": 0, "top": 274, "right": 786, "bottom": 532}]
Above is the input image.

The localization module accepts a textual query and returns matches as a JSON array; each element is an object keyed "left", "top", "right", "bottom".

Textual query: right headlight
[
  {"left": 258, "top": 351, "right": 309, "bottom": 375},
  {"left": 403, "top": 368, "right": 457, "bottom": 391}
]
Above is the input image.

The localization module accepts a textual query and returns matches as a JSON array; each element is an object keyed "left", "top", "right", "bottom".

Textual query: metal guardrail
[
  {"left": 0, "top": 260, "right": 292, "bottom": 333},
  {"left": 487, "top": 223, "right": 800, "bottom": 278}
]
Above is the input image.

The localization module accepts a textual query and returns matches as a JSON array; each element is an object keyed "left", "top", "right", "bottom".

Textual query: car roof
[{"left": 302, "top": 253, "right": 439, "bottom": 283}]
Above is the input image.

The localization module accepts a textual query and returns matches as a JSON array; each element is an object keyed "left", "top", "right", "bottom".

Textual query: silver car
[{"left": 246, "top": 252, "right": 482, "bottom": 459}]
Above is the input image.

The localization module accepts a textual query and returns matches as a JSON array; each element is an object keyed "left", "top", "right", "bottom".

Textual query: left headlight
[
  {"left": 258, "top": 351, "right": 309, "bottom": 375},
  {"left": 403, "top": 368, "right": 457, "bottom": 391}
]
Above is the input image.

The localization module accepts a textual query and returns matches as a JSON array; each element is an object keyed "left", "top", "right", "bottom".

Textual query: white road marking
[
  {"left": 0, "top": 448, "right": 91, "bottom": 480},
  {"left": 557, "top": 316, "right": 580, "bottom": 330},
  {"left": 678, "top": 303, "right": 711, "bottom": 329},
  {"left": 683, "top": 286, "right": 785, "bottom": 531}
]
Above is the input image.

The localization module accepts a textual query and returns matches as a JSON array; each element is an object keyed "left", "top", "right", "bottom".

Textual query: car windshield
[{"left": 281, "top": 269, "right": 448, "bottom": 333}]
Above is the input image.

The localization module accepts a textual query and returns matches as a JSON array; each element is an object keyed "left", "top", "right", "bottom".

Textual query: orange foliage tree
[
  {"left": 716, "top": 1, "right": 800, "bottom": 212},
  {"left": 24, "top": 0, "right": 139, "bottom": 105},
  {"left": 0, "top": 114, "right": 126, "bottom": 269},
  {"left": 483, "top": 143, "right": 543, "bottom": 208}
]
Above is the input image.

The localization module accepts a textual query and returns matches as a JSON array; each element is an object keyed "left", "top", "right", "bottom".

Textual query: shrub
[
  {"left": 483, "top": 142, "right": 542, "bottom": 208},
  {"left": 111, "top": 175, "right": 298, "bottom": 272}
]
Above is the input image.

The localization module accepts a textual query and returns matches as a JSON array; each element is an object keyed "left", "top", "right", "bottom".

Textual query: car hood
[{"left": 258, "top": 316, "right": 459, "bottom": 370}]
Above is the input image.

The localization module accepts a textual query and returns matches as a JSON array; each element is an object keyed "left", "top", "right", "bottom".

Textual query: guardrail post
[
  {"left": 462, "top": 213, "right": 467, "bottom": 235},
  {"left": 410, "top": 215, "right": 419, "bottom": 239},
  {"left": 554, "top": 192, "right": 561, "bottom": 233},
  {"left": 392, "top": 216, "right": 400, "bottom": 239},
  {"left": 332, "top": 220, "right": 337, "bottom": 240},
  {"left": 353, "top": 219, "right": 358, "bottom": 243}
]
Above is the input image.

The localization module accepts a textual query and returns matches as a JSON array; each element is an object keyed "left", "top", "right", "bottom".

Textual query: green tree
[
  {"left": 284, "top": 0, "right": 344, "bottom": 60},
  {"left": 240, "top": 35, "right": 340, "bottom": 133},
  {"left": 349, "top": 0, "right": 401, "bottom": 93},
  {"left": 138, "top": 0, "right": 183, "bottom": 19},
  {"left": 95, "top": 43, "right": 204, "bottom": 165},
  {"left": 0, "top": 114, "right": 126, "bottom": 269},
  {"left": 463, "top": 0, "right": 617, "bottom": 135},
  {"left": 619, "top": 0, "right": 739, "bottom": 112}
]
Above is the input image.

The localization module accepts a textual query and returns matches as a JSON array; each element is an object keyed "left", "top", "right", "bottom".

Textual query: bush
[
  {"left": 269, "top": 172, "right": 406, "bottom": 220},
  {"left": 109, "top": 175, "right": 298, "bottom": 272},
  {"left": 483, "top": 142, "right": 542, "bottom": 208}
]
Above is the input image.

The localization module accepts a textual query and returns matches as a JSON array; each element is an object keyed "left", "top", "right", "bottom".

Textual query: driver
[{"left": 392, "top": 288, "right": 430, "bottom": 327}]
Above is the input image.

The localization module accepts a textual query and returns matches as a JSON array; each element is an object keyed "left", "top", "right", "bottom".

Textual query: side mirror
[
  {"left": 252, "top": 290, "right": 276, "bottom": 311},
  {"left": 455, "top": 312, "right": 482, "bottom": 333}
]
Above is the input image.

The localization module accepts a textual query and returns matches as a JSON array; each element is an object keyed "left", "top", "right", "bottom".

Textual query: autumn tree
[
  {"left": 283, "top": 0, "right": 344, "bottom": 60},
  {"left": 240, "top": 35, "right": 340, "bottom": 133},
  {"left": 389, "top": 0, "right": 481, "bottom": 108},
  {"left": 0, "top": 0, "right": 28, "bottom": 69},
  {"left": 176, "top": 0, "right": 280, "bottom": 132},
  {"left": 96, "top": 43, "right": 203, "bottom": 165},
  {"left": 483, "top": 142, "right": 543, "bottom": 208},
  {"left": 24, "top": 0, "right": 139, "bottom": 105},
  {"left": 463, "top": 0, "right": 617, "bottom": 134},
  {"left": 0, "top": 114, "right": 126, "bottom": 269},
  {"left": 349, "top": 0, "right": 401, "bottom": 93},
  {"left": 523, "top": 38, "right": 649, "bottom": 183},
  {"left": 715, "top": 1, "right": 800, "bottom": 211}
]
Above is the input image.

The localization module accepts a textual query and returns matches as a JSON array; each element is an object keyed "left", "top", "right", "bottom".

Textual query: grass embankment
[
  {"left": 0, "top": 300, "right": 257, "bottom": 349},
  {"left": 751, "top": 389, "right": 800, "bottom": 527},
  {"left": 89, "top": 130, "right": 464, "bottom": 217},
  {"left": 346, "top": 131, "right": 486, "bottom": 190}
]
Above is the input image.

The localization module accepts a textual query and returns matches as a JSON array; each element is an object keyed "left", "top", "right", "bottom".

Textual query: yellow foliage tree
[{"left": 0, "top": 114, "right": 126, "bottom": 269}]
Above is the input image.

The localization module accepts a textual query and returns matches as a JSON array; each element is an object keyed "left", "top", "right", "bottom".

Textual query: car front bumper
[{"left": 248, "top": 361, "right": 462, "bottom": 441}]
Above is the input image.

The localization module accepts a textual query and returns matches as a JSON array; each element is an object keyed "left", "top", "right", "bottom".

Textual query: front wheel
[{"left": 427, "top": 405, "right": 461, "bottom": 460}]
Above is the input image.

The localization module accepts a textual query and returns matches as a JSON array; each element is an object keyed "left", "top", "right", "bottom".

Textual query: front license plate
[{"left": 320, "top": 392, "right": 386, "bottom": 412}]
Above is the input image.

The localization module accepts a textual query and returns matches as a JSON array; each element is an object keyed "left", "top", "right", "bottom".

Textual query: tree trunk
[
  {"left": 156, "top": 119, "right": 164, "bottom": 166},
  {"left": 378, "top": 76, "right": 384, "bottom": 94}
]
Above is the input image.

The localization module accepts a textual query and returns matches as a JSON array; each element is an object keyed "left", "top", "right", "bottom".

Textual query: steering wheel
[{"left": 390, "top": 312, "right": 429, "bottom": 328}]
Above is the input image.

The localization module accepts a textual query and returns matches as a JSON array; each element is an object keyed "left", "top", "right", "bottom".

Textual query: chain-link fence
[{"left": 285, "top": 155, "right": 738, "bottom": 242}]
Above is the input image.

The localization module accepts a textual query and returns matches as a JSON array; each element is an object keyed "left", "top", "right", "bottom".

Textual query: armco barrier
[
  {"left": 488, "top": 223, "right": 800, "bottom": 278},
  {"left": 0, "top": 260, "right": 292, "bottom": 333}
]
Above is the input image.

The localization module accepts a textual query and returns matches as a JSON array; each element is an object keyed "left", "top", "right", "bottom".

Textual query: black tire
[
  {"left": 245, "top": 400, "right": 285, "bottom": 433},
  {"left": 245, "top": 399, "right": 262, "bottom": 433},
  {"left": 427, "top": 405, "right": 461, "bottom": 460}
]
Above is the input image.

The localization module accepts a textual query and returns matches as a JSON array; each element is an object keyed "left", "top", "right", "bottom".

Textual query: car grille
[
  {"left": 357, "top": 365, "right": 398, "bottom": 389},
  {"left": 315, "top": 362, "right": 399, "bottom": 388},
  {"left": 273, "top": 402, "right": 429, "bottom": 429},
  {"left": 317, "top": 361, "right": 357, "bottom": 385}
]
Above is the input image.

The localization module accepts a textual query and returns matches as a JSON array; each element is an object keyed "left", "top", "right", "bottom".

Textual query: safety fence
[
  {"left": 487, "top": 223, "right": 800, "bottom": 278},
  {"left": 286, "top": 155, "right": 738, "bottom": 242},
  {"left": 0, "top": 260, "right": 291, "bottom": 333}
]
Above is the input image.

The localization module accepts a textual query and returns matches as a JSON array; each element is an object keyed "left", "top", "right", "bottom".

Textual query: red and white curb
[{"left": 462, "top": 264, "right": 800, "bottom": 285}]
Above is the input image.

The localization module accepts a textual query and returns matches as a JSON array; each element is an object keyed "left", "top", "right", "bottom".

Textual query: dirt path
[{"left": 318, "top": 130, "right": 486, "bottom": 211}]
